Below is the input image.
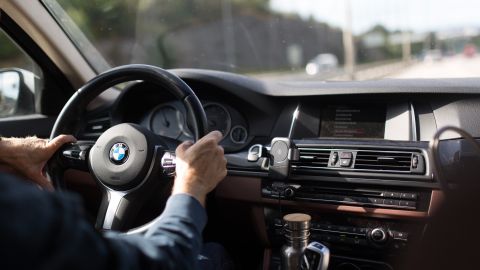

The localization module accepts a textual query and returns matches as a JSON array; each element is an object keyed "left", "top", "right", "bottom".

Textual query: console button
[
  {"left": 401, "top": 193, "right": 418, "bottom": 200},
  {"left": 340, "top": 152, "right": 353, "bottom": 159},
  {"left": 325, "top": 224, "right": 335, "bottom": 230},
  {"left": 368, "top": 198, "right": 384, "bottom": 204},
  {"left": 399, "top": 200, "right": 417, "bottom": 208},
  {"left": 349, "top": 227, "right": 359, "bottom": 234},
  {"left": 358, "top": 228, "right": 367, "bottom": 234},
  {"left": 393, "top": 231, "right": 409, "bottom": 240},
  {"left": 348, "top": 226, "right": 362, "bottom": 234},
  {"left": 384, "top": 199, "right": 401, "bottom": 206},
  {"left": 340, "top": 159, "right": 352, "bottom": 167},
  {"left": 283, "top": 187, "right": 295, "bottom": 198},
  {"left": 383, "top": 199, "right": 395, "bottom": 205},
  {"left": 383, "top": 191, "right": 401, "bottom": 198},
  {"left": 353, "top": 238, "right": 367, "bottom": 246},
  {"left": 369, "top": 228, "right": 389, "bottom": 244}
]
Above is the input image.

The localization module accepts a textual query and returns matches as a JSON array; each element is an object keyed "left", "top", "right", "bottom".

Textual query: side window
[{"left": 0, "top": 29, "right": 42, "bottom": 118}]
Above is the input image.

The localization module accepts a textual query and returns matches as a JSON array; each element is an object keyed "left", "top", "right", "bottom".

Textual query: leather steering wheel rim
[{"left": 50, "top": 64, "right": 207, "bottom": 141}]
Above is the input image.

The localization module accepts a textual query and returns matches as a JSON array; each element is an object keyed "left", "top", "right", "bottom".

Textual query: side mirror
[{"left": 0, "top": 69, "right": 35, "bottom": 117}]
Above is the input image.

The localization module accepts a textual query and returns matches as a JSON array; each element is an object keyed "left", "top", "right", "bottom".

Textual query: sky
[{"left": 270, "top": 0, "right": 480, "bottom": 34}]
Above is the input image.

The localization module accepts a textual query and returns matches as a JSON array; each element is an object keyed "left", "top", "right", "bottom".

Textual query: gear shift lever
[{"left": 301, "top": 242, "right": 330, "bottom": 270}]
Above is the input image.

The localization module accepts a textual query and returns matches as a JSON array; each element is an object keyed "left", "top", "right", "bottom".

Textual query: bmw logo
[{"left": 109, "top": 143, "right": 129, "bottom": 165}]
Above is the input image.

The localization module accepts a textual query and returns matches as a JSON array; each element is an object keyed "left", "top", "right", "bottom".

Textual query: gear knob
[{"left": 301, "top": 242, "right": 330, "bottom": 270}]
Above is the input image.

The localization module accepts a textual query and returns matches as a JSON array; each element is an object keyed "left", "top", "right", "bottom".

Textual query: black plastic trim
[
  {"left": 287, "top": 174, "right": 440, "bottom": 189},
  {"left": 227, "top": 169, "right": 268, "bottom": 178},
  {"left": 171, "top": 68, "right": 480, "bottom": 97}
]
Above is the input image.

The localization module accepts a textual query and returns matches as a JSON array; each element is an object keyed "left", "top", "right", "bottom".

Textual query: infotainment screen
[{"left": 319, "top": 105, "right": 386, "bottom": 138}]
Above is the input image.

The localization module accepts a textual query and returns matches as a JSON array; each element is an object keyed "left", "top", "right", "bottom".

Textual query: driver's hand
[
  {"left": 173, "top": 131, "right": 227, "bottom": 206},
  {"left": 0, "top": 135, "right": 76, "bottom": 190}
]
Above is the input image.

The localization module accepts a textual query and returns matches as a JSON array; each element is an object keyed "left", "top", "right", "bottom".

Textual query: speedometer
[
  {"left": 204, "top": 103, "right": 231, "bottom": 138},
  {"left": 150, "top": 104, "right": 185, "bottom": 139}
]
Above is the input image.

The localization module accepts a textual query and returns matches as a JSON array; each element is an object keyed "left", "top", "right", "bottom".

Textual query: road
[
  {"left": 253, "top": 54, "right": 480, "bottom": 81},
  {"left": 388, "top": 55, "right": 480, "bottom": 79}
]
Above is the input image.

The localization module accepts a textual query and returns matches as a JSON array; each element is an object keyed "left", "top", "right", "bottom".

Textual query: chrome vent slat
[
  {"left": 294, "top": 148, "right": 331, "bottom": 169},
  {"left": 354, "top": 150, "right": 413, "bottom": 172}
]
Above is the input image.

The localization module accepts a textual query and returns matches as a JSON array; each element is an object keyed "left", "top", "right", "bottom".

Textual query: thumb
[
  {"left": 48, "top": 134, "right": 77, "bottom": 151},
  {"left": 176, "top": 141, "right": 193, "bottom": 157}
]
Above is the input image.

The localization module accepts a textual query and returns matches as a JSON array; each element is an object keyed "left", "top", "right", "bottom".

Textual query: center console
[{"left": 253, "top": 100, "right": 439, "bottom": 270}]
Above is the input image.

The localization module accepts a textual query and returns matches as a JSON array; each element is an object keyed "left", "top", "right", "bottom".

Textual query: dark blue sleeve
[
  {"left": 0, "top": 173, "right": 207, "bottom": 270},
  {"left": 103, "top": 194, "right": 207, "bottom": 270}
]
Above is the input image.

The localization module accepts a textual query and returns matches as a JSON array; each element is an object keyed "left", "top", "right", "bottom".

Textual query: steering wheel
[{"left": 48, "top": 64, "right": 208, "bottom": 231}]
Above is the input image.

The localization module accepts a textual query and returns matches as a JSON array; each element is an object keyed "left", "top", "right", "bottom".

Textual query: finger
[
  {"left": 217, "top": 145, "right": 224, "bottom": 155},
  {"left": 176, "top": 140, "right": 194, "bottom": 156},
  {"left": 48, "top": 135, "right": 77, "bottom": 150},
  {"left": 198, "top": 131, "right": 223, "bottom": 144}
]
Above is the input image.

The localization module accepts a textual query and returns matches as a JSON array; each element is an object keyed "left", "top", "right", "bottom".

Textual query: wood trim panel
[
  {"left": 263, "top": 249, "right": 272, "bottom": 270},
  {"left": 428, "top": 189, "right": 445, "bottom": 216}
]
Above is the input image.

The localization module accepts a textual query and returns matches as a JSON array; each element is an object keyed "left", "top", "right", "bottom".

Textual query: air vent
[
  {"left": 292, "top": 148, "right": 331, "bottom": 170},
  {"left": 354, "top": 151, "right": 413, "bottom": 172},
  {"left": 291, "top": 147, "right": 426, "bottom": 175}
]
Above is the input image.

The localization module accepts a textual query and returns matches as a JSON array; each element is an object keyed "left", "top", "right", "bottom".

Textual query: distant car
[
  {"left": 423, "top": 49, "right": 443, "bottom": 62},
  {"left": 305, "top": 53, "right": 339, "bottom": 75},
  {"left": 463, "top": 44, "right": 477, "bottom": 58}
]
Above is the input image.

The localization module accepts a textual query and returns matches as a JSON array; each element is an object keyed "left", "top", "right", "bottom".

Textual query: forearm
[
  {"left": 0, "top": 138, "right": 31, "bottom": 179},
  {"left": 0, "top": 137, "right": 21, "bottom": 165}
]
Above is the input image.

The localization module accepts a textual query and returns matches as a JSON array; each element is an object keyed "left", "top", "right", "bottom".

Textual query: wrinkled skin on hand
[
  {"left": 173, "top": 131, "right": 227, "bottom": 206},
  {"left": 0, "top": 135, "right": 76, "bottom": 190}
]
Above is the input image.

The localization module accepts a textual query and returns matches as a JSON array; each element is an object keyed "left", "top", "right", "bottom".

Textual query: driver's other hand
[
  {"left": 173, "top": 131, "right": 227, "bottom": 206},
  {"left": 0, "top": 135, "right": 77, "bottom": 191}
]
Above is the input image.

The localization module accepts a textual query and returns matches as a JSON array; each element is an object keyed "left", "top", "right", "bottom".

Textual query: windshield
[{"left": 43, "top": 0, "right": 480, "bottom": 81}]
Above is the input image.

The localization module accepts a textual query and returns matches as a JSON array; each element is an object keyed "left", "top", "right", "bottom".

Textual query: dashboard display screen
[{"left": 320, "top": 105, "right": 386, "bottom": 138}]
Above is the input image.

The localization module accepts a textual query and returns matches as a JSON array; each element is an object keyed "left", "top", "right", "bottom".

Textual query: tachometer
[
  {"left": 204, "top": 103, "right": 231, "bottom": 138},
  {"left": 150, "top": 104, "right": 185, "bottom": 139}
]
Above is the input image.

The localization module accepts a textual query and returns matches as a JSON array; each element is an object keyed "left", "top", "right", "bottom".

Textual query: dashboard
[
  {"left": 79, "top": 69, "right": 480, "bottom": 270},
  {"left": 139, "top": 100, "right": 249, "bottom": 146}
]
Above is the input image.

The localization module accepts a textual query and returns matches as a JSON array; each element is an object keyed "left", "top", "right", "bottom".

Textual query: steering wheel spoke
[{"left": 97, "top": 190, "right": 128, "bottom": 230}]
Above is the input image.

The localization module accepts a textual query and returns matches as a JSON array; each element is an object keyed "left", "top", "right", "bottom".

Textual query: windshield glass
[{"left": 43, "top": 0, "right": 480, "bottom": 81}]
